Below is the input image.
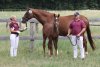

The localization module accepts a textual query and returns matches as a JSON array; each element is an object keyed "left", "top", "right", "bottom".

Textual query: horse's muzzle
[{"left": 20, "top": 22, "right": 27, "bottom": 32}]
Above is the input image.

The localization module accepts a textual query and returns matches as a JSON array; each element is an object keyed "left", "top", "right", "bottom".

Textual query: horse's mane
[
  {"left": 31, "top": 9, "right": 53, "bottom": 16},
  {"left": 35, "top": 9, "right": 52, "bottom": 14}
]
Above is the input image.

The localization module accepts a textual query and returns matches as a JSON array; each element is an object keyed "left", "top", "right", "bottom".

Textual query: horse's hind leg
[
  {"left": 53, "top": 37, "right": 58, "bottom": 56},
  {"left": 83, "top": 35, "right": 88, "bottom": 55},
  {"left": 43, "top": 35, "right": 47, "bottom": 57},
  {"left": 48, "top": 37, "right": 53, "bottom": 57}
]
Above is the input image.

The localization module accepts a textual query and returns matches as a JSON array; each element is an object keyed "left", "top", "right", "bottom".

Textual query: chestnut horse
[
  {"left": 21, "top": 8, "right": 95, "bottom": 56},
  {"left": 21, "top": 8, "right": 60, "bottom": 56}
]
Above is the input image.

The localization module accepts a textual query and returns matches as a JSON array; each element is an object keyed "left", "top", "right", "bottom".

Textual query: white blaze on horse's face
[
  {"left": 55, "top": 17, "right": 58, "bottom": 26},
  {"left": 55, "top": 17, "right": 59, "bottom": 25},
  {"left": 28, "top": 10, "right": 33, "bottom": 14}
]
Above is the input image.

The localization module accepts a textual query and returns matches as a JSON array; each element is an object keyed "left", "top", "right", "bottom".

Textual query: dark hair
[{"left": 74, "top": 12, "right": 80, "bottom": 16}]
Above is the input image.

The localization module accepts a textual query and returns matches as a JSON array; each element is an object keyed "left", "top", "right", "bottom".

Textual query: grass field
[
  {"left": 0, "top": 10, "right": 100, "bottom": 67},
  {"left": 0, "top": 40, "right": 100, "bottom": 67}
]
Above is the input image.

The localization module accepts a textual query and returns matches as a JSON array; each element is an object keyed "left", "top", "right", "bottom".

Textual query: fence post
[
  {"left": 30, "top": 22, "right": 35, "bottom": 52},
  {"left": 35, "top": 23, "right": 38, "bottom": 33}
]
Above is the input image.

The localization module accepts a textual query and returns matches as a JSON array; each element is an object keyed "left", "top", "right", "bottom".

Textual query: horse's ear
[
  {"left": 58, "top": 14, "right": 60, "bottom": 17},
  {"left": 26, "top": 6, "right": 33, "bottom": 10},
  {"left": 54, "top": 14, "right": 56, "bottom": 17}
]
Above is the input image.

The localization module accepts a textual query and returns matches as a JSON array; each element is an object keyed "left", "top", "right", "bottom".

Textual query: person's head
[
  {"left": 10, "top": 16, "right": 17, "bottom": 23},
  {"left": 74, "top": 12, "right": 80, "bottom": 20}
]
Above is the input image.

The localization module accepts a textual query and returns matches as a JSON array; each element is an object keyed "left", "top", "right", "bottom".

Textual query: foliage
[{"left": 0, "top": 0, "right": 100, "bottom": 10}]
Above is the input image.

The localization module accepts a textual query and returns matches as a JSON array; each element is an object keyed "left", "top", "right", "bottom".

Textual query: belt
[{"left": 11, "top": 32, "right": 19, "bottom": 37}]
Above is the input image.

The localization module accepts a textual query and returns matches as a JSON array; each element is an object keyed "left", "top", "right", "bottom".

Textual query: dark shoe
[{"left": 82, "top": 58, "right": 85, "bottom": 60}]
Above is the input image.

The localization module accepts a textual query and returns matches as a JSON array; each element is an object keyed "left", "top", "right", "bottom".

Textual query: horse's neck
[{"left": 33, "top": 10, "right": 50, "bottom": 25}]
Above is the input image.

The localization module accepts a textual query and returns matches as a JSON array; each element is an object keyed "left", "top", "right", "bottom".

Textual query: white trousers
[
  {"left": 10, "top": 34, "right": 19, "bottom": 57},
  {"left": 71, "top": 35, "right": 85, "bottom": 59}
]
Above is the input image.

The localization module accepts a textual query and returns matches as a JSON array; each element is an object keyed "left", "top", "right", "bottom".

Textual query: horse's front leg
[
  {"left": 43, "top": 34, "right": 47, "bottom": 57},
  {"left": 53, "top": 37, "right": 58, "bottom": 56},
  {"left": 48, "top": 37, "right": 53, "bottom": 57},
  {"left": 83, "top": 35, "right": 88, "bottom": 55}
]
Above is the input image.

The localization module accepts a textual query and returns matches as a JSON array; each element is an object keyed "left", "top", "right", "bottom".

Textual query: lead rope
[{"left": 67, "top": 36, "right": 79, "bottom": 46}]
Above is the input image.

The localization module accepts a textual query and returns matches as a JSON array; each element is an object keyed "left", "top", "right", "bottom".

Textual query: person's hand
[
  {"left": 77, "top": 33, "right": 80, "bottom": 37},
  {"left": 19, "top": 27, "right": 27, "bottom": 32},
  {"left": 67, "top": 34, "right": 70, "bottom": 37},
  {"left": 11, "top": 27, "right": 15, "bottom": 30},
  {"left": 16, "top": 31, "right": 20, "bottom": 34}
]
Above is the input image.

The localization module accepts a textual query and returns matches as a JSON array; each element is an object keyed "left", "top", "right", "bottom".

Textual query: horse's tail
[{"left": 86, "top": 24, "right": 96, "bottom": 50}]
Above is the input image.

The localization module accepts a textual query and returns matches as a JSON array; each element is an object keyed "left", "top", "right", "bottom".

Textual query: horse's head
[
  {"left": 20, "top": 8, "right": 34, "bottom": 31},
  {"left": 53, "top": 14, "right": 60, "bottom": 33},
  {"left": 54, "top": 14, "right": 60, "bottom": 24}
]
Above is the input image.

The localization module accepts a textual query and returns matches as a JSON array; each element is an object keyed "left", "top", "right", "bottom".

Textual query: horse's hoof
[
  {"left": 55, "top": 50, "right": 58, "bottom": 56},
  {"left": 85, "top": 52, "right": 88, "bottom": 55},
  {"left": 57, "top": 50, "right": 58, "bottom": 55}
]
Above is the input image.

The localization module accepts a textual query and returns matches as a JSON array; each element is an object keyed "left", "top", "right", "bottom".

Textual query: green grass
[
  {"left": 0, "top": 10, "right": 100, "bottom": 67},
  {"left": 0, "top": 40, "right": 100, "bottom": 67}
]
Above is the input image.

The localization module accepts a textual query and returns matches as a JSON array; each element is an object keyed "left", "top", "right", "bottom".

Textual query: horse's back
[{"left": 58, "top": 15, "right": 89, "bottom": 36}]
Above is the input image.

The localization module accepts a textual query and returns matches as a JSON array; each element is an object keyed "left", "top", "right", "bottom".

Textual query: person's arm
[
  {"left": 77, "top": 21, "right": 86, "bottom": 36},
  {"left": 10, "top": 27, "right": 20, "bottom": 33},
  {"left": 10, "top": 27, "right": 17, "bottom": 32},
  {"left": 10, "top": 22, "right": 20, "bottom": 33},
  {"left": 67, "top": 21, "right": 73, "bottom": 36},
  {"left": 67, "top": 28, "right": 71, "bottom": 36},
  {"left": 77, "top": 28, "right": 86, "bottom": 36}
]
